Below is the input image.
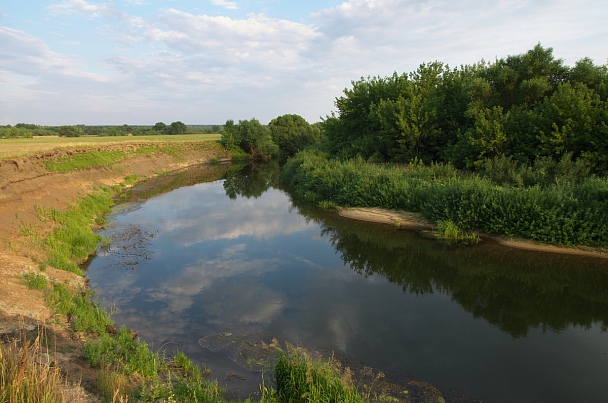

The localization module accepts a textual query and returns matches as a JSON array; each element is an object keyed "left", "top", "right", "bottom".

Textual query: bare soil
[{"left": 0, "top": 142, "right": 231, "bottom": 400}]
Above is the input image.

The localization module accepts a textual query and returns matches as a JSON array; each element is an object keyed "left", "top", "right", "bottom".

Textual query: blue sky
[{"left": 1, "top": 0, "right": 607, "bottom": 126}]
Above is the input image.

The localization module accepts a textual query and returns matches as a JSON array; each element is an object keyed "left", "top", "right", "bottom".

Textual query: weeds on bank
[
  {"left": 435, "top": 220, "right": 480, "bottom": 245},
  {"left": 254, "top": 342, "right": 413, "bottom": 403},
  {"left": 0, "top": 327, "right": 69, "bottom": 403},
  {"left": 281, "top": 150, "right": 608, "bottom": 247},
  {"left": 21, "top": 272, "right": 48, "bottom": 290},
  {"left": 256, "top": 341, "right": 367, "bottom": 403},
  {"left": 36, "top": 186, "right": 115, "bottom": 275},
  {"left": 44, "top": 150, "right": 126, "bottom": 172}
]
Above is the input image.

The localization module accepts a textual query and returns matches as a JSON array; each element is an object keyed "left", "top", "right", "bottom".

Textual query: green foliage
[
  {"left": 220, "top": 118, "right": 279, "bottom": 159},
  {"left": 271, "top": 343, "right": 365, "bottom": 403},
  {"left": 38, "top": 187, "right": 115, "bottom": 274},
  {"left": 21, "top": 272, "right": 48, "bottom": 290},
  {"left": 322, "top": 44, "right": 608, "bottom": 174},
  {"left": 45, "top": 281, "right": 112, "bottom": 335},
  {"left": 151, "top": 121, "right": 188, "bottom": 135},
  {"left": 57, "top": 125, "right": 82, "bottom": 137},
  {"left": 0, "top": 126, "right": 34, "bottom": 138},
  {"left": 281, "top": 151, "right": 608, "bottom": 247},
  {"left": 269, "top": 114, "right": 321, "bottom": 156},
  {"left": 435, "top": 220, "right": 480, "bottom": 245},
  {"left": 44, "top": 150, "right": 126, "bottom": 172}
]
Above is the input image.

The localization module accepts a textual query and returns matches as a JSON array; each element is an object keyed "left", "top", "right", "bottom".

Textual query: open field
[{"left": 0, "top": 134, "right": 221, "bottom": 160}]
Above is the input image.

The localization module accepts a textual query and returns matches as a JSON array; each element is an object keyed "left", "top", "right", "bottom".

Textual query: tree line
[
  {"left": 220, "top": 114, "right": 321, "bottom": 159},
  {"left": 0, "top": 121, "right": 225, "bottom": 138},
  {"left": 322, "top": 43, "right": 608, "bottom": 174}
]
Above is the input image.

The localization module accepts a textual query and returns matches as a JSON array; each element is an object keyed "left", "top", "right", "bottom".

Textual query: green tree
[
  {"left": 479, "top": 43, "right": 568, "bottom": 109},
  {"left": 325, "top": 73, "right": 403, "bottom": 160},
  {"left": 269, "top": 114, "right": 321, "bottom": 156},
  {"left": 167, "top": 121, "right": 187, "bottom": 134},
  {"left": 372, "top": 62, "right": 446, "bottom": 163},
  {"left": 153, "top": 122, "right": 167, "bottom": 133},
  {"left": 452, "top": 106, "right": 508, "bottom": 168},
  {"left": 569, "top": 57, "right": 608, "bottom": 101},
  {"left": 221, "top": 119, "right": 279, "bottom": 159},
  {"left": 220, "top": 119, "right": 239, "bottom": 149},
  {"left": 537, "top": 82, "right": 608, "bottom": 171},
  {"left": 237, "top": 119, "right": 278, "bottom": 159},
  {"left": 58, "top": 125, "right": 82, "bottom": 137}
]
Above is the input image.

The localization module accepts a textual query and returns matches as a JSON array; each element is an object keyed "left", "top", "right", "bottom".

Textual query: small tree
[
  {"left": 238, "top": 119, "right": 279, "bottom": 159},
  {"left": 153, "top": 122, "right": 167, "bottom": 133},
  {"left": 167, "top": 121, "right": 187, "bottom": 134},
  {"left": 58, "top": 125, "right": 82, "bottom": 137},
  {"left": 269, "top": 114, "right": 321, "bottom": 156},
  {"left": 221, "top": 119, "right": 279, "bottom": 159},
  {"left": 220, "top": 119, "right": 239, "bottom": 149}
]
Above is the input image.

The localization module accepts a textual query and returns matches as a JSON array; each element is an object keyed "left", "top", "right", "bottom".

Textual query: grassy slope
[{"left": 0, "top": 134, "right": 221, "bottom": 160}]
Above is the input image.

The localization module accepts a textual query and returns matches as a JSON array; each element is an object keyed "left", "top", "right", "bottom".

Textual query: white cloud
[
  {"left": 1, "top": 0, "right": 607, "bottom": 124},
  {"left": 148, "top": 9, "right": 322, "bottom": 70},
  {"left": 0, "top": 27, "right": 88, "bottom": 85},
  {"left": 48, "top": 0, "right": 124, "bottom": 19},
  {"left": 210, "top": 0, "right": 239, "bottom": 10}
]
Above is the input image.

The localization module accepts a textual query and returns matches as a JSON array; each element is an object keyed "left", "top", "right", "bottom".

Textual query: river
[{"left": 86, "top": 162, "right": 608, "bottom": 402}]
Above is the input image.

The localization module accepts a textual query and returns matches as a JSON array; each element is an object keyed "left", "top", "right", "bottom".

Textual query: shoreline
[
  {"left": 339, "top": 207, "right": 608, "bottom": 259},
  {"left": 0, "top": 141, "right": 233, "bottom": 401}
]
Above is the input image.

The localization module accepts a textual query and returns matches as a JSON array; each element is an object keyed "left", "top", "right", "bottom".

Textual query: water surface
[{"left": 87, "top": 164, "right": 608, "bottom": 402}]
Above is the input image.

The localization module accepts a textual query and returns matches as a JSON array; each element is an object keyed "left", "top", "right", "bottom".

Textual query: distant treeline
[{"left": 0, "top": 122, "right": 223, "bottom": 138}]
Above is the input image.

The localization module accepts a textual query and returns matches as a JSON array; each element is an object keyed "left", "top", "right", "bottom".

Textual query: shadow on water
[{"left": 290, "top": 200, "right": 608, "bottom": 339}]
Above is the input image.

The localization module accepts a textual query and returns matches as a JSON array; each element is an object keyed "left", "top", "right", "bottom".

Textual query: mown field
[{"left": 0, "top": 134, "right": 221, "bottom": 160}]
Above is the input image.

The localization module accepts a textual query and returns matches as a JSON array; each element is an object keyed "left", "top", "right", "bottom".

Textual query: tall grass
[
  {"left": 260, "top": 342, "right": 365, "bottom": 403},
  {"left": 0, "top": 328, "right": 68, "bottom": 403},
  {"left": 281, "top": 150, "right": 608, "bottom": 247}
]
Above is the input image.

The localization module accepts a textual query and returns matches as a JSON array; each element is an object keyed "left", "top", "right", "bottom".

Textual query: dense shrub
[{"left": 281, "top": 151, "right": 608, "bottom": 246}]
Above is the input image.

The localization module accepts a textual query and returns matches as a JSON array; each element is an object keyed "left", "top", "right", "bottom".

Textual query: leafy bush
[{"left": 281, "top": 151, "right": 608, "bottom": 246}]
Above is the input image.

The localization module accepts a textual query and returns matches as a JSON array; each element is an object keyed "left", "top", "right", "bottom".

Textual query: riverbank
[
  {"left": 339, "top": 207, "right": 608, "bottom": 259},
  {"left": 0, "top": 140, "right": 232, "bottom": 400}
]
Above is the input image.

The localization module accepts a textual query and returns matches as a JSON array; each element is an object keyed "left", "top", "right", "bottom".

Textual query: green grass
[
  {"left": 261, "top": 342, "right": 365, "bottom": 403},
  {"left": 435, "top": 220, "right": 480, "bottom": 245},
  {"left": 44, "top": 150, "right": 127, "bottom": 172},
  {"left": 37, "top": 186, "right": 115, "bottom": 275},
  {"left": 20, "top": 272, "right": 48, "bottom": 290},
  {"left": 0, "top": 134, "right": 221, "bottom": 160}
]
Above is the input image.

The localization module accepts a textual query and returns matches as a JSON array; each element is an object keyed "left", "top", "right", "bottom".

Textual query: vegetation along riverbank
[
  {"left": 0, "top": 138, "right": 438, "bottom": 402},
  {"left": 274, "top": 45, "right": 608, "bottom": 253},
  {"left": 2, "top": 43, "right": 607, "bottom": 402}
]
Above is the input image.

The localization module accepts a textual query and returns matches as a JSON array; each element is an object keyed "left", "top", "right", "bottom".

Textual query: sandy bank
[{"left": 339, "top": 207, "right": 608, "bottom": 259}]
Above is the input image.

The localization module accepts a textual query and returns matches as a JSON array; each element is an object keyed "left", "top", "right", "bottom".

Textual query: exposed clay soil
[{"left": 0, "top": 142, "right": 231, "bottom": 400}]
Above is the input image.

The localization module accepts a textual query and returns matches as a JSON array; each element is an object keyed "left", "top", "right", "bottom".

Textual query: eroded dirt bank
[{"left": 0, "top": 142, "right": 231, "bottom": 400}]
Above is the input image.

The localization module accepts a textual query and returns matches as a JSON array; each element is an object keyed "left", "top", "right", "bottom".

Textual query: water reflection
[
  {"left": 300, "top": 205, "right": 608, "bottom": 338},
  {"left": 87, "top": 162, "right": 608, "bottom": 403}
]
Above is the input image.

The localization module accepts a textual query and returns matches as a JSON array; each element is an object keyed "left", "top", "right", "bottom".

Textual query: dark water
[{"left": 86, "top": 163, "right": 608, "bottom": 402}]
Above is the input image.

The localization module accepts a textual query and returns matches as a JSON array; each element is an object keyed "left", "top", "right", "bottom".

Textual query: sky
[{"left": 1, "top": 1, "right": 607, "bottom": 126}]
